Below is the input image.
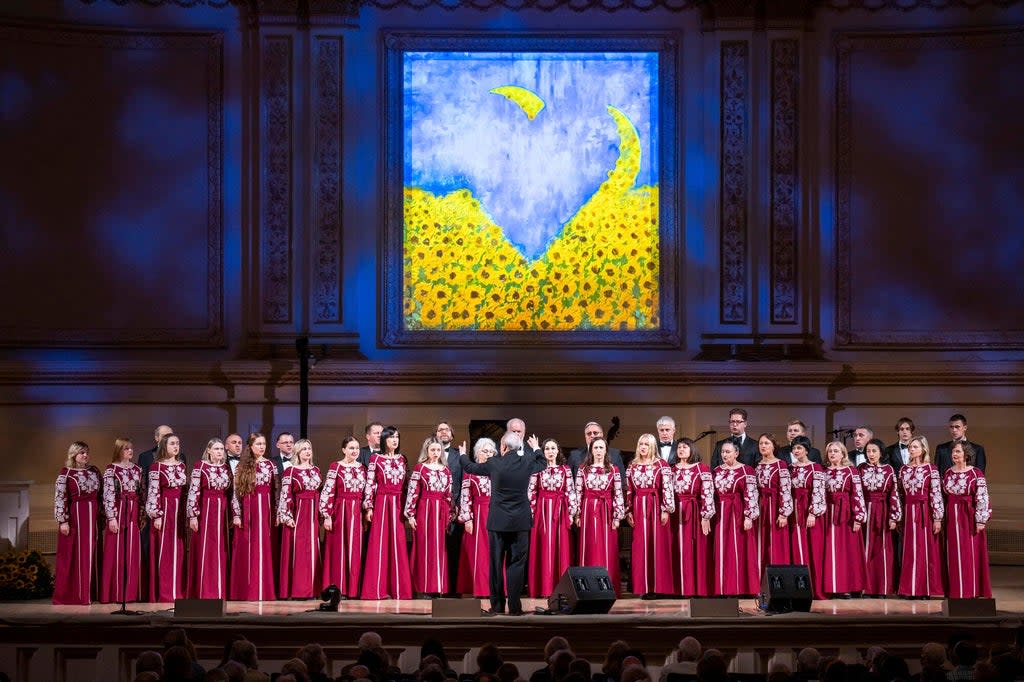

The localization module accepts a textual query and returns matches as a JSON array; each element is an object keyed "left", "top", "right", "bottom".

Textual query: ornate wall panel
[
  {"left": 834, "top": 27, "right": 1024, "bottom": 348},
  {"left": 259, "top": 35, "right": 294, "bottom": 325},
  {"left": 0, "top": 23, "right": 224, "bottom": 347},
  {"left": 719, "top": 41, "right": 750, "bottom": 325},
  {"left": 312, "top": 36, "right": 344, "bottom": 325},
  {"left": 769, "top": 39, "right": 799, "bottom": 325}
]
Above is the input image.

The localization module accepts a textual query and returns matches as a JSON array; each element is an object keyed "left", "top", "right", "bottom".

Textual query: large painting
[{"left": 382, "top": 34, "right": 680, "bottom": 348}]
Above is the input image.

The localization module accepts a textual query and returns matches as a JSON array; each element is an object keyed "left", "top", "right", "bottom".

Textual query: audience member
[
  {"left": 478, "top": 644, "right": 505, "bottom": 676},
  {"left": 660, "top": 636, "right": 702, "bottom": 682},
  {"left": 137, "top": 651, "right": 164, "bottom": 679},
  {"left": 229, "top": 640, "right": 260, "bottom": 671},
  {"left": 295, "top": 644, "right": 330, "bottom": 682}
]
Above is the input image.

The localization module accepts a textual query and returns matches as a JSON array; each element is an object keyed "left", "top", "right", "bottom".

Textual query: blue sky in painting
[{"left": 405, "top": 51, "right": 658, "bottom": 259}]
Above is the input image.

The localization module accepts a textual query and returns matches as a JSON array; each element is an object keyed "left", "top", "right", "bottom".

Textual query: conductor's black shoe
[
  {"left": 481, "top": 608, "right": 503, "bottom": 616},
  {"left": 508, "top": 609, "right": 525, "bottom": 616}
]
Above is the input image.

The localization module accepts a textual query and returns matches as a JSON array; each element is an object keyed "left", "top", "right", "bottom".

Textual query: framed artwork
[{"left": 381, "top": 33, "right": 680, "bottom": 348}]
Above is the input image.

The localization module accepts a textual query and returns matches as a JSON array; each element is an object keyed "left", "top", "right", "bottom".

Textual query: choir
[{"left": 51, "top": 421, "right": 994, "bottom": 606}]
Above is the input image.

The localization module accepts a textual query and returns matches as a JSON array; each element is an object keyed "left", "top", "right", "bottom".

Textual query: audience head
[
  {"left": 358, "top": 631, "right": 383, "bottom": 651},
  {"left": 544, "top": 636, "right": 572, "bottom": 660},
  {"left": 678, "top": 636, "right": 702, "bottom": 662},
  {"left": 296, "top": 644, "right": 326, "bottom": 675},
  {"left": 920, "top": 643, "right": 947, "bottom": 669},
  {"left": 495, "top": 662, "right": 520, "bottom": 682},
  {"left": 796, "top": 648, "right": 821, "bottom": 673},
  {"left": 133, "top": 673, "right": 161, "bottom": 682},
  {"left": 163, "top": 646, "right": 193, "bottom": 680},
  {"left": 136, "top": 651, "right": 163, "bottom": 677},
  {"left": 421, "top": 638, "right": 450, "bottom": 670},
  {"left": 550, "top": 649, "right": 575, "bottom": 680},
  {"left": 220, "top": 660, "right": 247, "bottom": 682},
  {"left": 477, "top": 643, "right": 503, "bottom": 675},
  {"left": 229, "top": 639, "right": 259, "bottom": 670},
  {"left": 697, "top": 651, "right": 728, "bottom": 682},
  {"left": 569, "top": 658, "right": 592, "bottom": 680},
  {"left": 281, "top": 657, "right": 309, "bottom": 682},
  {"left": 951, "top": 641, "right": 978, "bottom": 667},
  {"left": 621, "top": 665, "right": 651, "bottom": 682},
  {"left": 602, "top": 640, "right": 630, "bottom": 678},
  {"left": 205, "top": 668, "right": 230, "bottom": 682}
]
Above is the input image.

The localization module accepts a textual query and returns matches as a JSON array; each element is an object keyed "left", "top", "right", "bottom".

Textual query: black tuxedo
[
  {"left": 358, "top": 446, "right": 380, "bottom": 468},
  {"left": 778, "top": 444, "right": 822, "bottom": 466},
  {"left": 710, "top": 435, "right": 758, "bottom": 469},
  {"left": 268, "top": 452, "right": 292, "bottom": 477},
  {"left": 567, "top": 446, "right": 626, "bottom": 488},
  {"left": 460, "top": 446, "right": 545, "bottom": 614},
  {"left": 657, "top": 442, "right": 677, "bottom": 465},
  {"left": 848, "top": 449, "right": 867, "bottom": 467},
  {"left": 935, "top": 440, "right": 986, "bottom": 476},
  {"left": 883, "top": 442, "right": 909, "bottom": 472}
]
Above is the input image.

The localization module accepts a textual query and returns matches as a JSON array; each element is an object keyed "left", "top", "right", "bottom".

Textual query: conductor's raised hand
[
  {"left": 527, "top": 434, "right": 540, "bottom": 451},
  {"left": 459, "top": 441, "right": 467, "bottom": 456}
]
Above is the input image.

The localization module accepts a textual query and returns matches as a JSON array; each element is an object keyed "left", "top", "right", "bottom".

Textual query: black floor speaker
[
  {"left": 760, "top": 564, "right": 813, "bottom": 613},
  {"left": 548, "top": 566, "right": 616, "bottom": 615},
  {"left": 173, "top": 598, "right": 225, "bottom": 618},
  {"left": 943, "top": 598, "right": 996, "bottom": 617},
  {"left": 431, "top": 598, "right": 482, "bottom": 618}
]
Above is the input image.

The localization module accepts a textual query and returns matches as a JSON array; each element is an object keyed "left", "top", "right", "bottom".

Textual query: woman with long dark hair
[
  {"left": 527, "top": 438, "right": 577, "bottom": 597},
  {"left": 360, "top": 425, "right": 413, "bottom": 600},
  {"left": 859, "top": 438, "right": 901, "bottom": 596},
  {"left": 755, "top": 433, "right": 793, "bottom": 575},
  {"left": 575, "top": 436, "right": 625, "bottom": 595},
  {"left": 229, "top": 432, "right": 279, "bottom": 600},
  {"left": 319, "top": 436, "right": 367, "bottom": 598},
  {"left": 789, "top": 436, "right": 826, "bottom": 599},
  {"left": 671, "top": 438, "right": 714, "bottom": 596}
]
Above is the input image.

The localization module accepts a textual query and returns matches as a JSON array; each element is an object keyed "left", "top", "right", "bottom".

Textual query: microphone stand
[
  {"left": 693, "top": 431, "right": 716, "bottom": 444},
  {"left": 111, "top": 469, "right": 144, "bottom": 616}
]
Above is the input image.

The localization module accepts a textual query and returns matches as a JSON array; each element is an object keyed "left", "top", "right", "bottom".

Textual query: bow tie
[
  {"left": 659, "top": 442, "right": 672, "bottom": 447},
  {"left": 228, "top": 455, "right": 240, "bottom": 461}
]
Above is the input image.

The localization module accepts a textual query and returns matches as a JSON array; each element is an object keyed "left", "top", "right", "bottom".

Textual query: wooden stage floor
[{"left": 0, "top": 567, "right": 1021, "bottom": 682}]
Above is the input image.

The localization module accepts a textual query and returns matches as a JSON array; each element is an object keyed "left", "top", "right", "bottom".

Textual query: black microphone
[
  {"left": 696, "top": 430, "right": 717, "bottom": 438},
  {"left": 829, "top": 428, "right": 855, "bottom": 437}
]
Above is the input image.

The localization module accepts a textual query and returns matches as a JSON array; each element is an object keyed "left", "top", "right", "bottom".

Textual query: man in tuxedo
[
  {"left": 459, "top": 432, "right": 545, "bottom": 616},
  {"left": 437, "top": 420, "right": 464, "bottom": 596},
  {"left": 778, "top": 420, "right": 822, "bottom": 465},
  {"left": 883, "top": 418, "right": 914, "bottom": 472},
  {"left": 935, "top": 413, "right": 987, "bottom": 475},
  {"left": 225, "top": 432, "right": 244, "bottom": 474},
  {"left": 567, "top": 421, "right": 626, "bottom": 487},
  {"left": 358, "top": 422, "right": 383, "bottom": 467},
  {"left": 656, "top": 416, "right": 677, "bottom": 464},
  {"left": 710, "top": 409, "right": 758, "bottom": 468},
  {"left": 848, "top": 426, "right": 873, "bottom": 466},
  {"left": 269, "top": 432, "right": 294, "bottom": 476}
]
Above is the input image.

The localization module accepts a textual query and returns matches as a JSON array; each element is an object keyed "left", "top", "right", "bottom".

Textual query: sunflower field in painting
[{"left": 403, "top": 52, "right": 660, "bottom": 332}]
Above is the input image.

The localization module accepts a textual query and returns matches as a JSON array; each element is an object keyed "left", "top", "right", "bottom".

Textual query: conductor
[{"left": 459, "top": 431, "right": 545, "bottom": 616}]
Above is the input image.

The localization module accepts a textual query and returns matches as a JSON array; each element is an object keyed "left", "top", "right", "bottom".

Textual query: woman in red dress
[
  {"left": 789, "top": 436, "right": 826, "bottom": 599},
  {"left": 360, "top": 425, "right": 413, "bottom": 600},
  {"left": 146, "top": 433, "right": 188, "bottom": 603},
  {"left": 671, "top": 438, "right": 714, "bottom": 597},
  {"left": 625, "top": 433, "right": 675, "bottom": 597},
  {"left": 527, "top": 438, "right": 578, "bottom": 597},
  {"left": 54, "top": 441, "right": 101, "bottom": 605},
  {"left": 898, "top": 436, "right": 945, "bottom": 598},
  {"left": 457, "top": 437, "right": 496, "bottom": 597},
  {"left": 575, "top": 437, "right": 626, "bottom": 595},
  {"left": 821, "top": 441, "right": 867, "bottom": 597},
  {"left": 186, "top": 438, "right": 232, "bottom": 599},
  {"left": 711, "top": 438, "right": 760, "bottom": 596},
  {"left": 100, "top": 438, "right": 144, "bottom": 604},
  {"left": 859, "top": 438, "right": 901, "bottom": 597},
  {"left": 754, "top": 433, "right": 793, "bottom": 576},
  {"left": 319, "top": 436, "right": 367, "bottom": 598},
  {"left": 230, "top": 432, "right": 279, "bottom": 600},
  {"left": 278, "top": 439, "right": 323, "bottom": 599},
  {"left": 943, "top": 441, "right": 991, "bottom": 599},
  {"left": 405, "top": 437, "right": 453, "bottom": 597}
]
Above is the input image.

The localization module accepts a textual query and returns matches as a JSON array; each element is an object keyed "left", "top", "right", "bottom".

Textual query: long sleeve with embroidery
[
  {"left": 850, "top": 467, "right": 868, "bottom": 524},
  {"left": 186, "top": 466, "right": 203, "bottom": 519},
  {"left": 278, "top": 468, "right": 322, "bottom": 525},
  {"left": 146, "top": 467, "right": 162, "bottom": 518},
  {"left": 659, "top": 463, "right": 676, "bottom": 514},
  {"left": 362, "top": 458, "right": 378, "bottom": 510},
  {"left": 404, "top": 465, "right": 423, "bottom": 519},
  {"left": 743, "top": 467, "right": 760, "bottom": 520},
  {"left": 974, "top": 473, "right": 992, "bottom": 525},
  {"left": 927, "top": 465, "right": 945, "bottom": 521},
  {"left": 528, "top": 472, "right": 538, "bottom": 516},
  {"left": 319, "top": 464, "right": 338, "bottom": 520},
  {"left": 611, "top": 466, "right": 626, "bottom": 521},
  {"left": 778, "top": 466, "right": 794, "bottom": 517}
]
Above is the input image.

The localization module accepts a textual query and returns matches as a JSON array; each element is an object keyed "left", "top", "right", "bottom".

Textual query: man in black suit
[
  {"left": 358, "top": 421, "right": 383, "bottom": 467},
  {"left": 436, "top": 420, "right": 464, "bottom": 596},
  {"left": 847, "top": 426, "right": 874, "bottom": 467},
  {"left": 137, "top": 424, "right": 176, "bottom": 473},
  {"left": 883, "top": 417, "right": 914, "bottom": 472},
  {"left": 460, "top": 432, "right": 545, "bottom": 616},
  {"left": 778, "top": 420, "right": 823, "bottom": 465},
  {"left": 935, "top": 413, "right": 987, "bottom": 475},
  {"left": 656, "top": 416, "right": 677, "bottom": 464},
  {"left": 506, "top": 417, "right": 527, "bottom": 455},
  {"left": 225, "top": 432, "right": 244, "bottom": 474},
  {"left": 710, "top": 409, "right": 758, "bottom": 468},
  {"left": 567, "top": 421, "right": 626, "bottom": 487}
]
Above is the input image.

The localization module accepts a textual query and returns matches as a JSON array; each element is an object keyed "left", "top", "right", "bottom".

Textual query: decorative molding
[
  {"left": 719, "top": 41, "right": 749, "bottom": 325},
  {"left": 312, "top": 36, "right": 344, "bottom": 324},
  {"left": 260, "top": 35, "right": 294, "bottom": 325},
  {"left": 834, "top": 27, "right": 1024, "bottom": 348},
  {"left": 3, "top": 360, "right": 1024, "bottom": 389},
  {"left": 769, "top": 39, "right": 799, "bottom": 325},
  {"left": 0, "top": 23, "right": 224, "bottom": 348}
]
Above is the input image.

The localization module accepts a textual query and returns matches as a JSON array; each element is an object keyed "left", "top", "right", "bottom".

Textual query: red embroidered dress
[
  {"left": 898, "top": 463, "right": 945, "bottom": 597},
  {"left": 229, "top": 458, "right": 278, "bottom": 600},
  {"left": 99, "top": 463, "right": 144, "bottom": 603},
  {"left": 457, "top": 473, "right": 492, "bottom": 596},
  {"left": 576, "top": 464, "right": 626, "bottom": 595},
  {"left": 711, "top": 464, "right": 760, "bottom": 596},
  {"left": 789, "top": 462, "right": 827, "bottom": 599},
  {"left": 755, "top": 459, "right": 794, "bottom": 572},
  {"left": 146, "top": 460, "right": 188, "bottom": 602},
  {"left": 822, "top": 466, "right": 867, "bottom": 595},
  {"left": 360, "top": 453, "right": 413, "bottom": 600},
  {"left": 54, "top": 466, "right": 101, "bottom": 605},
  {"left": 278, "top": 466, "right": 323, "bottom": 598},
  {"left": 670, "top": 462, "right": 715, "bottom": 596},
  {"left": 527, "top": 464, "right": 578, "bottom": 597},
  {"left": 186, "top": 461, "right": 232, "bottom": 599},
  {"left": 405, "top": 463, "right": 453, "bottom": 594},
  {"left": 625, "top": 461, "right": 676, "bottom": 595},
  {"left": 858, "top": 462, "right": 901, "bottom": 595},
  {"left": 942, "top": 467, "right": 991, "bottom": 598},
  {"left": 319, "top": 461, "right": 367, "bottom": 597}
]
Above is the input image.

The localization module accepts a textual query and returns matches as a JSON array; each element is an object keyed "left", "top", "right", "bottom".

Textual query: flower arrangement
[{"left": 0, "top": 549, "right": 54, "bottom": 600}]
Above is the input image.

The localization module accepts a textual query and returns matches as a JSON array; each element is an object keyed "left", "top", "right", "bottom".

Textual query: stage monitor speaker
[
  {"left": 173, "top": 598, "right": 225, "bottom": 618},
  {"left": 688, "top": 598, "right": 739, "bottom": 618},
  {"left": 760, "top": 564, "right": 813, "bottom": 613},
  {"left": 548, "top": 566, "right": 616, "bottom": 615},
  {"left": 943, "top": 598, "right": 996, "bottom": 617},
  {"left": 431, "top": 598, "right": 482, "bottom": 618}
]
